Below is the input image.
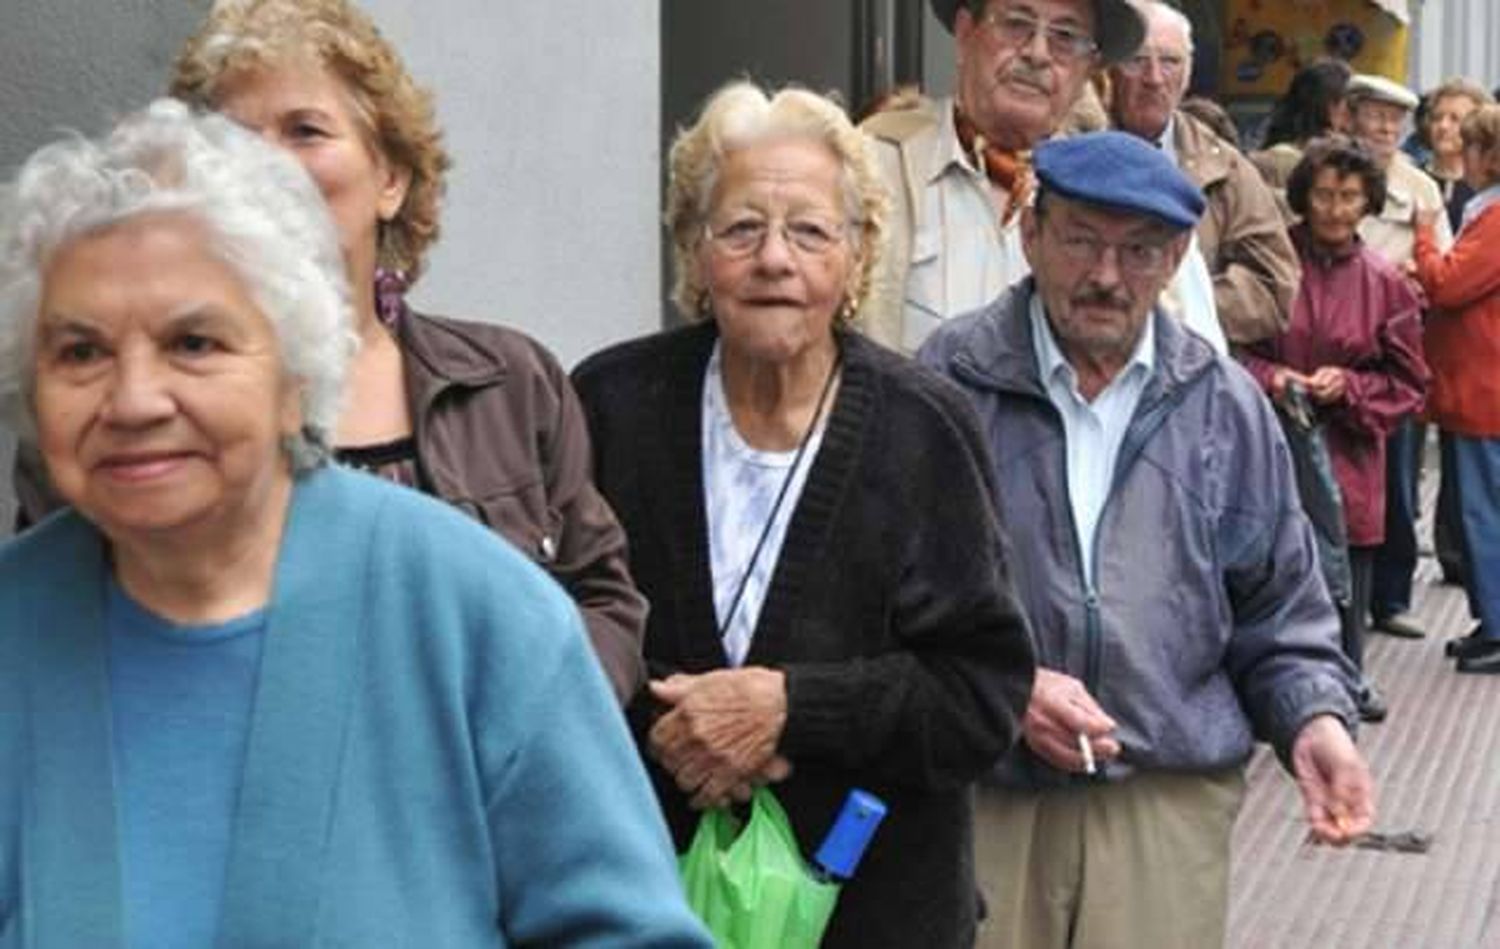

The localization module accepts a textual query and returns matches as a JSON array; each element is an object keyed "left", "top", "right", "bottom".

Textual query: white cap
[{"left": 1346, "top": 73, "right": 1419, "bottom": 111}]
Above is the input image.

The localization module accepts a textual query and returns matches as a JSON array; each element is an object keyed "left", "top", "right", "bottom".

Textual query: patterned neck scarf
[{"left": 953, "top": 105, "right": 1032, "bottom": 225}]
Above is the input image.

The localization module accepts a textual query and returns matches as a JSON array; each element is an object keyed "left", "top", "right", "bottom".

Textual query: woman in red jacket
[
  {"left": 1241, "top": 136, "right": 1429, "bottom": 718},
  {"left": 1413, "top": 103, "right": 1500, "bottom": 673}
]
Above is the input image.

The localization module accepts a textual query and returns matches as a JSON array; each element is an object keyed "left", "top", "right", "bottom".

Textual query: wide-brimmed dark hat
[{"left": 930, "top": 0, "right": 1146, "bottom": 66}]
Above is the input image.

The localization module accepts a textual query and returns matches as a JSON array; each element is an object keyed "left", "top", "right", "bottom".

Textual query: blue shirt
[
  {"left": 107, "top": 579, "right": 267, "bottom": 949},
  {"left": 1029, "top": 291, "right": 1155, "bottom": 588}
]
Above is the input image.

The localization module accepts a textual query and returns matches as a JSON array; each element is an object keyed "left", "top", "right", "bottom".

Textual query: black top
[
  {"left": 1426, "top": 165, "right": 1476, "bottom": 234},
  {"left": 573, "top": 323, "right": 1036, "bottom": 949},
  {"left": 336, "top": 435, "right": 422, "bottom": 490}
]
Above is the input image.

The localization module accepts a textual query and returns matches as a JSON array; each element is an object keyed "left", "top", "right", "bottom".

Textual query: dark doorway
[{"left": 658, "top": 0, "right": 924, "bottom": 323}]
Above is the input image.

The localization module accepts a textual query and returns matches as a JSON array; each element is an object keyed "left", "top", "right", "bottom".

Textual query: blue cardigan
[{"left": 0, "top": 466, "right": 709, "bottom": 948}]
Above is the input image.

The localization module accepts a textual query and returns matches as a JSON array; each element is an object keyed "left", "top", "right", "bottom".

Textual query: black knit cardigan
[{"left": 573, "top": 323, "right": 1035, "bottom": 949}]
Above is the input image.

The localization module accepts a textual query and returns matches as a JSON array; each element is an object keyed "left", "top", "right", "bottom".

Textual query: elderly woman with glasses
[
  {"left": 1239, "top": 135, "right": 1429, "bottom": 721},
  {"left": 572, "top": 81, "right": 1036, "bottom": 949},
  {"left": 0, "top": 101, "right": 710, "bottom": 948},
  {"left": 13, "top": 0, "right": 648, "bottom": 703}
]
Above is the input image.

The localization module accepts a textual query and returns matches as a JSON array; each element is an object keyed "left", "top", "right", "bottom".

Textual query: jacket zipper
[{"left": 1034, "top": 399, "right": 1101, "bottom": 694}]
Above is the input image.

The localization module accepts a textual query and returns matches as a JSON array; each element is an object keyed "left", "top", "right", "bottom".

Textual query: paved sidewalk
[{"left": 1228, "top": 446, "right": 1498, "bottom": 948}]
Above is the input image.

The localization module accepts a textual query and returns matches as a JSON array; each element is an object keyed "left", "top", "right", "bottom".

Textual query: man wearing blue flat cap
[{"left": 919, "top": 132, "right": 1375, "bottom": 948}]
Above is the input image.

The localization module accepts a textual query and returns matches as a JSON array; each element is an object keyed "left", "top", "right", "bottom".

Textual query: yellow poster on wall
[{"left": 1221, "top": 0, "right": 1408, "bottom": 97}]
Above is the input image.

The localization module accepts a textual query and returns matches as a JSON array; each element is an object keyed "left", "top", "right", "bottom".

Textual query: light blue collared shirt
[{"left": 1029, "top": 292, "right": 1155, "bottom": 588}]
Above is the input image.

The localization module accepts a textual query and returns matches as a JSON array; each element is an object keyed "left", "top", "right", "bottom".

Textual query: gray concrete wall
[
  {"left": 0, "top": 0, "right": 210, "bottom": 177},
  {"left": 0, "top": 0, "right": 660, "bottom": 368},
  {"left": 363, "top": 0, "right": 661, "bottom": 368}
]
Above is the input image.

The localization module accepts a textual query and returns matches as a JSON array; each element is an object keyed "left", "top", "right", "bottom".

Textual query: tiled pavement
[{"left": 1228, "top": 444, "right": 1498, "bottom": 948}]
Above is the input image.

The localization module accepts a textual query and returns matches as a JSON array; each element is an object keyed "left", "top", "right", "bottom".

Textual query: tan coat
[
  {"left": 1360, "top": 152, "right": 1453, "bottom": 267},
  {"left": 1172, "top": 111, "right": 1301, "bottom": 344},
  {"left": 859, "top": 97, "right": 1028, "bottom": 354}
]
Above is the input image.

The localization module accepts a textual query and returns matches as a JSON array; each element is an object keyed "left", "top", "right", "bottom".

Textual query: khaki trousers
[{"left": 974, "top": 768, "right": 1247, "bottom": 949}]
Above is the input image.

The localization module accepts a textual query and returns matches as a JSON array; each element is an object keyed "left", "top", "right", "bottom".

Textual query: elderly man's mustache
[
  {"left": 993, "top": 61, "right": 1052, "bottom": 94},
  {"left": 1071, "top": 286, "right": 1133, "bottom": 311}
]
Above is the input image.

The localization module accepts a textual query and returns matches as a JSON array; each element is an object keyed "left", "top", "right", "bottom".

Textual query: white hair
[
  {"left": 1144, "top": 1, "right": 1194, "bottom": 54},
  {"left": 0, "top": 98, "right": 356, "bottom": 471},
  {"left": 664, "top": 81, "right": 888, "bottom": 320}
]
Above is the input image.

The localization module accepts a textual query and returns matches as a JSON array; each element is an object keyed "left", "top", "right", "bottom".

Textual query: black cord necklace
[{"left": 715, "top": 347, "right": 844, "bottom": 643}]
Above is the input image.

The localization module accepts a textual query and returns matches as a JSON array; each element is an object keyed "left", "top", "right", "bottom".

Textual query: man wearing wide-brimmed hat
[{"left": 859, "top": 0, "right": 1145, "bottom": 353}]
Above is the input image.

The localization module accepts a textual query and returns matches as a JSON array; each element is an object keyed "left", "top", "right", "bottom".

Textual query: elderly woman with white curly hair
[
  {"left": 0, "top": 101, "right": 710, "bottom": 948},
  {"left": 572, "top": 81, "right": 1036, "bottom": 948}
]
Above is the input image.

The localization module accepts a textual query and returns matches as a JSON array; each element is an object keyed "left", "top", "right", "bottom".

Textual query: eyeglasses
[
  {"left": 1306, "top": 187, "right": 1368, "bottom": 212},
  {"left": 1046, "top": 222, "right": 1175, "bottom": 275},
  {"left": 704, "top": 214, "right": 852, "bottom": 258},
  {"left": 1115, "top": 50, "right": 1190, "bottom": 79},
  {"left": 979, "top": 9, "right": 1099, "bottom": 63}
]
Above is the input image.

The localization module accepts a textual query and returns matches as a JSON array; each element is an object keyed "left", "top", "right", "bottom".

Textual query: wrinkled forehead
[
  {"left": 709, "top": 137, "right": 852, "bottom": 214},
  {"left": 1431, "top": 92, "right": 1481, "bottom": 119}
]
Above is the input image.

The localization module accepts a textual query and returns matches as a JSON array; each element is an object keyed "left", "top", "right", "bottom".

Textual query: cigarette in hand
[{"left": 1077, "top": 732, "right": 1097, "bottom": 775}]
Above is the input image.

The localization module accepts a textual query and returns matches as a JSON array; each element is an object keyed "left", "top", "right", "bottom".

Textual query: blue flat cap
[{"left": 1033, "top": 131, "right": 1205, "bottom": 230}]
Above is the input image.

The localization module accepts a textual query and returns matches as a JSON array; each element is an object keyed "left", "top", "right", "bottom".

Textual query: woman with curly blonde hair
[{"left": 16, "top": 0, "right": 648, "bottom": 702}]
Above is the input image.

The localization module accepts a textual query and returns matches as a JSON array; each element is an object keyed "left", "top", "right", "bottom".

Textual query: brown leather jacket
[
  {"left": 12, "top": 311, "right": 647, "bottom": 702},
  {"left": 396, "top": 311, "right": 646, "bottom": 700}
]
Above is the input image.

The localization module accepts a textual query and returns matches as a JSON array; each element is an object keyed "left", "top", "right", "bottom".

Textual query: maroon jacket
[{"left": 1239, "top": 227, "right": 1429, "bottom": 546}]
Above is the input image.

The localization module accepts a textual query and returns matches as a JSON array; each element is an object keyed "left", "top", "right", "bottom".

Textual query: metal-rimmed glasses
[
  {"left": 703, "top": 214, "right": 853, "bottom": 258},
  {"left": 978, "top": 8, "right": 1099, "bottom": 63},
  {"left": 1115, "top": 49, "right": 1190, "bottom": 80}
]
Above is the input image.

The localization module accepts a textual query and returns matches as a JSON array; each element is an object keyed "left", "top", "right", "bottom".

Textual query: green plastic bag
[{"left": 678, "top": 788, "right": 839, "bottom": 949}]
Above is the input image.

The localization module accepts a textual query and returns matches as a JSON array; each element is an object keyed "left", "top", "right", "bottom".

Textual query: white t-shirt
[{"left": 701, "top": 343, "right": 828, "bottom": 666}]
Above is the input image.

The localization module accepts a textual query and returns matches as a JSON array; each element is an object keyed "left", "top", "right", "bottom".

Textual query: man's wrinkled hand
[
  {"left": 1023, "top": 668, "right": 1120, "bottom": 773},
  {"left": 1292, "top": 714, "right": 1376, "bottom": 845}
]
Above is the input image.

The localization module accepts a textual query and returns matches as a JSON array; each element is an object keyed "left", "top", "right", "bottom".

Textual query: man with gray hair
[
  {"left": 919, "top": 131, "right": 1373, "bottom": 948},
  {"left": 859, "top": 0, "right": 1144, "bottom": 353},
  {"left": 1109, "top": 0, "right": 1300, "bottom": 345}
]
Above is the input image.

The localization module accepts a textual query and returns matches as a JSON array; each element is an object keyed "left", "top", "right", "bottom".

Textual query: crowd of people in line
[{"left": 0, "top": 0, "right": 1494, "bottom": 947}]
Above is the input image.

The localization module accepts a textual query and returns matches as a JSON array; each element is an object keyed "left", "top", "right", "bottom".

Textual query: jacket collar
[
  {"left": 948, "top": 277, "right": 1217, "bottom": 403},
  {"left": 396, "top": 308, "right": 508, "bottom": 389},
  {"left": 1173, "top": 110, "right": 1233, "bottom": 190},
  {"left": 1292, "top": 222, "right": 1363, "bottom": 266},
  {"left": 934, "top": 97, "right": 984, "bottom": 185}
]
